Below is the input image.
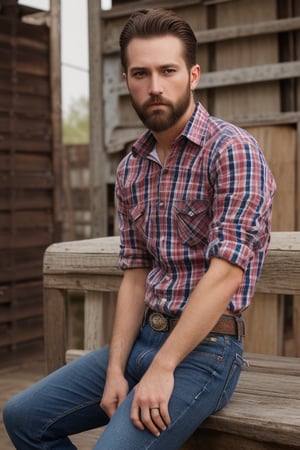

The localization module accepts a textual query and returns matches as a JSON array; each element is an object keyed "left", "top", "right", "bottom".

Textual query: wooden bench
[{"left": 43, "top": 232, "right": 300, "bottom": 449}]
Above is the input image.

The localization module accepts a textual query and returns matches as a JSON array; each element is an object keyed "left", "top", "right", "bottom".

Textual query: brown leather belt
[{"left": 143, "top": 308, "right": 245, "bottom": 340}]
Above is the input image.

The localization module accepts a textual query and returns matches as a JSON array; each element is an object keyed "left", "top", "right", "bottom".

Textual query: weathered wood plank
[
  {"left": 243, "top": 293, "right": 284, "bottom": 355},
  {"left": 195, "top": 16, "right": 300, "bottom": 44},
  {"left": 88, "top": 0, "right": 107, "bottom": 237},
  {"left": 43, "top": 273, "right": 121, "bottom": 294},
  {"left": 114, "top": 62, "right": 300, "bottom": 96},
  {"left": 294, "top": 296, "right": 300, "bottom": 357},
  {"left": 43, "top": 287, "right": 67, "bottom": 374},
  {"left": 245, "top": 352, "right": 300, "bottom": 375},
  {"left": 182, "top": 429, "right": 297, "bottom": 450},
  {"left": 84, "top": 291, "right": 106, "bottom": 349},
  {"left": 104, "top": 113, "right": 300, "bottom": 155},
  {"left": 43, "top": 233, "right": 300, "bottom": 294},
  {"left": 103, "top": 15, "right": 300, "bottom": 54},
  {"left": 203, "top": 392, "right": 300, "bottom": 447},
  {"left": 237, "top": 370, "right": 300, "bottom": 399},
  {"left": 0, "top": 210, "right": 52, "bottom": 228},
  {"left": 246, "top": 126, "right": 296, "bottom": 231}
]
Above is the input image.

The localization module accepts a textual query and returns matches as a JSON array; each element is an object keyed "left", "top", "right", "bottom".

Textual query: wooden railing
[
  {"left": 43, "top": 232, "right": 300, "bottom": 448},
  {"left": 43, "top": 232, "right": 300, "bottom": 374}
]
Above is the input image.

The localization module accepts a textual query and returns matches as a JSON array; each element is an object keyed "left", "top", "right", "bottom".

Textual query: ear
[
  {"left": 123, "top": 72, "right": 130, "bottom": 90},
  {"left": 190, "top": 64, "right": 200, "bottom": 91}
]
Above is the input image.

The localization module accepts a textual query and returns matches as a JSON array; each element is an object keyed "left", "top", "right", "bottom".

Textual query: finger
[
  {"left": 100, "top": 399, "right": 118, "bottom": 418},
  {"left": 130, "top": 402, "right": 145, "bottom": 431},
  {"left": 140, "top": 408, "right": 161, "bottom": 437},
  {"left": 150, "top": 408, "right": 168, "bottom": 431},
  {"left": 157, "top": 403, "right": 171, "bottom": 428}
]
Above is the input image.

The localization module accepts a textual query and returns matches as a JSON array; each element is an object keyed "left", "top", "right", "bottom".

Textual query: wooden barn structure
[
  {"left": 87, "top": 0, "right": 300, "bottom": 356},
  {"left": 0, "top": 0, "right": 61, "bottom": 354}
]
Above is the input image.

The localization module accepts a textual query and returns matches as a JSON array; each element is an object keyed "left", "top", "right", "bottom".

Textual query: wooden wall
[
  {"left": 62, "top": 144, "right": 91, "bottom": 241},
  {"left": 91, "top": 0, "right": 300, "bottom": 234},
  {"left": 87, "top": 0, "right": 300, "bottom": 355},
  {"left": 0, "top": 2, "right": 60, "bottom": 353}
]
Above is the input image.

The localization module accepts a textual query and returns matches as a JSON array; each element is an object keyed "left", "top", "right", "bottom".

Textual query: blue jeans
[{"left": 3, "top": 324, "right": 243, "bottom": 449}]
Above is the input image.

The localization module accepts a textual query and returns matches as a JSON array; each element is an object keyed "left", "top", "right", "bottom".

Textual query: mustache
[{"left": 143, "top": 96, "right": 170, "bottom": 108}]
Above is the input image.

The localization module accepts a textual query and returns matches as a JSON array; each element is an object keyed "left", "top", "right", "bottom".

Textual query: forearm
[
  {"left": 152, "top": 257, "right": 243, "bottom": 372},
  {"left": 107, "top": 268, "right": 149, "bottom": 375}
]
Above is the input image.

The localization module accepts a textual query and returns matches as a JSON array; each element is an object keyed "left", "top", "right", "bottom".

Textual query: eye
[
  {"left": 163, "top": 67, "right": 176, "bottom": 75},
  {"left": 132, "top": 70, "right": 147, "bottom": 79}
]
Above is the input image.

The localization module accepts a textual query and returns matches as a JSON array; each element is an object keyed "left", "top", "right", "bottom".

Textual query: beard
[{"left": 130, "top": 83, "right": 192, "bottom": 132}]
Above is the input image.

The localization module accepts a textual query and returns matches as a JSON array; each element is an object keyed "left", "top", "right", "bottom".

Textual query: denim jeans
[{"left": 3, "top": 323, "right": 243, "bottom": 449}]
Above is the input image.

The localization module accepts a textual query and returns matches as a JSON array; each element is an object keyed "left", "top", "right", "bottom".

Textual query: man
[{"left": 4, "top": 9, "right": 276, "bottom": 449}]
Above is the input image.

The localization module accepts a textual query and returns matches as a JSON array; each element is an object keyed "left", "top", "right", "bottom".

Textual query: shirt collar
[{"left": 132, "top": 102, "right": 209, "bottom": 158}]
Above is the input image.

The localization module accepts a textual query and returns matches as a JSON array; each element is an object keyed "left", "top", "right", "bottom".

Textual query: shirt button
[{"left": 159, "top": 201, "right": 164, "bottom": 208}]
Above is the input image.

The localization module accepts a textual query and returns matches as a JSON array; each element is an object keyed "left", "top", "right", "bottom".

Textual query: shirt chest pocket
[{"left": 174, "top": 200, "right": 211, "bottom": 247}]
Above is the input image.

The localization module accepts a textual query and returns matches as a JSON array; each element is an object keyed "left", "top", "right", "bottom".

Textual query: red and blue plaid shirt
[{"left": 116, "top": 102, "right": 276, "bottom": 314}]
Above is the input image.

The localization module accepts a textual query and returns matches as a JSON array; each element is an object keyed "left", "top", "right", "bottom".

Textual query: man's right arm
[{"left": 100, "top": 267, "right": 149, "bottom": 417}]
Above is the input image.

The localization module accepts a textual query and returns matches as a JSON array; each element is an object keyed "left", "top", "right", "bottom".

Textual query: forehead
[{"left": 125, "top": 35, "right": 186, "bottom": 68}]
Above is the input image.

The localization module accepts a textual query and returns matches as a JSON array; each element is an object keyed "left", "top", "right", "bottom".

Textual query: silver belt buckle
[{"left": 149, "top": 312, "right": 168, "bottom": 331}]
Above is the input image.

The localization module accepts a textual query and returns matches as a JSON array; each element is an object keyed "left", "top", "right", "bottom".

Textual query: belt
[{"left": 143, "top": 308, "right": 245, "bottom": 340}]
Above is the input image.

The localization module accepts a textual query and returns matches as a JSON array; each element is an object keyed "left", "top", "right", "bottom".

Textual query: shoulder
[{"left": 207, "top": 116, "right": 258, "bottom": 149}]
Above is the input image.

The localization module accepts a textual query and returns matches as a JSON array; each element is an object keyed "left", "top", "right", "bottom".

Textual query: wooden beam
[
  {"left": 104, "top": 113, "right": 300, "bottom": 154},
  {"left": 50, "top": 0, "right": 62, "bottom": 240},
  {"left": 195, "top": 16, "right": 300, "bottom": 44},
  {"left": 43, "top": 232, "right": 300, "bottom": 295},
  {"left": 197, "top": 61, "right": 300, "bottom": 89},
  {"left": 88, "top": 0, "right": 108, "bottom": 237},
  {"left": 103, "top": 16, "right": 300, "bottom": 55},
  {"left": 115, "top": 62, "right": 300, "bottom": 96},
  {"left": 101, "top": 0, "right": 201, "bottom": 20},
  {"left": 43, "top": 287, "right": 67, "bottom": 373}
]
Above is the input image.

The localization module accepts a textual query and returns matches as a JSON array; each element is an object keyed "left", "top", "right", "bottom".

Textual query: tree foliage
[{"left": 63, "top": 96, "right": 89, "bottom": 144}]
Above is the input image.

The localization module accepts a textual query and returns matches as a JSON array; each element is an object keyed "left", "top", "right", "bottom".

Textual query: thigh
[
  {"left": 164, "top": 334, "right": 244, "bottom": 447},
  {"left": 94, "top": 334, "right": 243, "bottom": 450}
]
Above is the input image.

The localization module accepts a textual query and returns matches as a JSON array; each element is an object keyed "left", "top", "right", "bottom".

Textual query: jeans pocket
[{"left": 214, "top": 352, "right": 244, "bottom": 412}]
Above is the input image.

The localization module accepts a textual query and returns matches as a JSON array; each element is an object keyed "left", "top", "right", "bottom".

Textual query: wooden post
[
  {"left": 50, "top": 0, "right": 62, "bottom": 241},
  {"left": 88, "top": 0, "right": 108, "bottom": 237},
  {"left": 84, "top": 291, "right": 106, "bottom": 349},
  {"left": 44, "top": 287, "right": 67, "bottom": 374}
]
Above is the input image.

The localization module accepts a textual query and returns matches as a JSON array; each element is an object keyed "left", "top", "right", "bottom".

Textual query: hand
[
  {"left": 100, "top": 371, "right": 129, "bottom": 418},
  {"left": 130, "top": 363, "right": 173, "bottom": 436}
]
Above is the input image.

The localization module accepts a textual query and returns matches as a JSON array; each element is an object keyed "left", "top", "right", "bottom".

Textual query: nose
[{"left": 149, "top": 73, "right": 162, "bottom": 96}]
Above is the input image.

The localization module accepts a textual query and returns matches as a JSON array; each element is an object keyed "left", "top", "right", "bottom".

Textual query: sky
[{"left": 19, "top": 0, "right": 112, "bottom": 116}]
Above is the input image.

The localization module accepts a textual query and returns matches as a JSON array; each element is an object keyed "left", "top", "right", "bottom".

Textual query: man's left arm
[{"left": 130, "top": 257, "right": 243, "bottom": 436}]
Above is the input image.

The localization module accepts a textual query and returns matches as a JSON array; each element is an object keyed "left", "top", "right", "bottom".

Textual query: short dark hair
[{"left": 119, "top": 9, "right": 197, "bottom": 72}]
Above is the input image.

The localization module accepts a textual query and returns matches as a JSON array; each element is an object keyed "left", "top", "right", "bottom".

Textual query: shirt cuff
[{"left": 206, "top": 239, "right": 253, "bottom": 270}]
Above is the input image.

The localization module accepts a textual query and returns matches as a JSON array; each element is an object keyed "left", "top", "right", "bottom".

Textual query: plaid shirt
[{"left": 116, "top": 102, "right": 276, "bottom": 314}]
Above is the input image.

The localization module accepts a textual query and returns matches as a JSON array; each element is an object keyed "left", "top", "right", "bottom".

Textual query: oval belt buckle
[{"left": 149, "top": 312, "right": 168, "bottom": 331}]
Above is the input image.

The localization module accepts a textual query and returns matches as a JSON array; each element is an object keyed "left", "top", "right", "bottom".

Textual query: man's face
[{"left": 124, "top": 35, "right": 199, "bottom": 133}]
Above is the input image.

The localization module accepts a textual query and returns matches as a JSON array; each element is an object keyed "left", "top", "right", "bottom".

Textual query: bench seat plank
[
  {"left": 201, "top": 369, "right": 300, "bottom": 447},
  {"left": 237, "top": 370, "right": 300, "bottom": 399},
  {"left": 204, "top": 392, "right": 300, "bottom": 447},
  {"left": 245, "top": 352, "right": 300, "bottom": 375}
]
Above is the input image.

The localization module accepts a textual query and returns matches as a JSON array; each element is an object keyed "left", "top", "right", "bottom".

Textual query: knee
[
  {"left": 3, "top": 393, "right": 31, "bottom": 436},
  {"left": 3, "top": 396, "right": 19, "bottom": 435}
]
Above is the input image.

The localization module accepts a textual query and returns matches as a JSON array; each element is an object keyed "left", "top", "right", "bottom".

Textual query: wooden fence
[{"left": 0, "top": 1, "right": 61, "bottom": 352}]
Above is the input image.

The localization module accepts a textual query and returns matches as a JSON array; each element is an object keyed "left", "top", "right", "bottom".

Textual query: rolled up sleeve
[{"left": 206, "top": 137, "right": 275, "bottom": 271}]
